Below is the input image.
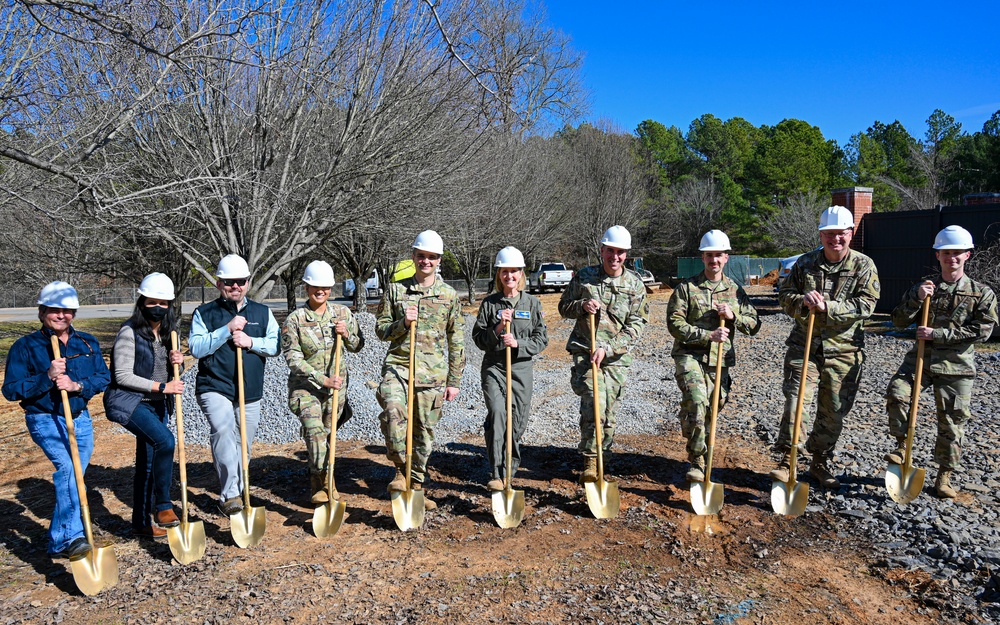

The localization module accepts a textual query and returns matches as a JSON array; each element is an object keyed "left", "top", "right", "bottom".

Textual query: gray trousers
[
  {"left": 482, "top": 359, "right": 533, "bottom": 480},
  {"left": 197, "top": 392, "right": 262, "bottom": 501}
]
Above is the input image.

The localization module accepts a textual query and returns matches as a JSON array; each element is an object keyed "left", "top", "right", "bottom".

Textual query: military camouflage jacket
[
  {"left": 779, "top": 248, "right": 880, "bottom": 355},
  {"left": 376, "top": 276, "right": 465, "bottom": 388},
  {"left": 282, "top": 303, "right": 364, "bottom": 391},
  {"left": 667, "top": 273, "right": 761, "bottom": 367},
  {"left": 558, "top": 266, "right": 649, "bottom": 367},
  {"left": 892, "top": 274, "right": 998, "bottom": 376}
]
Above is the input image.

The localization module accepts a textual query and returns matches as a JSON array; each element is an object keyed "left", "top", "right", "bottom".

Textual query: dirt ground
[{"left": 0, "top": 290, "right": 981, "bottom": 624}]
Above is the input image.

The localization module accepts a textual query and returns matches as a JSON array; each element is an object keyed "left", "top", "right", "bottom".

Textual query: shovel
[
  {"left": 691, "top": 325, "right": 726, "bottom": 515},
  {"left": 167, "top": 332, "right": 206, "bottom": 564},
  {"left": 50, "top": 335, "right": 119, "bottom": 595},
  {"left": 886, "top": 296, "right": 930, "bottom": 504},
  {"left": 313, "top": 334, "right": 347, "bottom": 537},
  {"left": 771, "top": 310, "right": 813, "bottom": 517},
  {"left": 391, "top": 320, "right": 425, "bottom": 531},
  {"left": 585, "top": 313, "right": 620, "bottom": 519},
  {"left": 231, "top": 346, "right": 265, "bottom": 547},
  {"left": 492, "top": 321, "right": 525, "bottom": 528}
]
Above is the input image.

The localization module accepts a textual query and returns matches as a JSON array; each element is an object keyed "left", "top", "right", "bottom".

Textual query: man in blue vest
[{"left": 189, "top": 254, "right": 280, "bottom": 515}]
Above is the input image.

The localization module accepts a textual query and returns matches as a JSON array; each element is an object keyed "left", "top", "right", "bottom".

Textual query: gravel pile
[{"left": 169, "top": 296, "right": 1000, "bottom": 613}]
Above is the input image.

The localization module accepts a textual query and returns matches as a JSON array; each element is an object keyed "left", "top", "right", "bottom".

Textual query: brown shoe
[
  {"left": 768, "top": 454, "right": 791, "bottom": 483},
  {"left": 310, "top": 473, "right": 329, "bottom": 504},
  {"left": 133, "top": 525, "right": 167, "bottom": 539},
  {"left": 809, "top": 454, "right": 841, "bottom": 489},
  {"left": 388, "top": 467, "right": 406, "bottom": 493},
  {"left": 487, "top": 478, "right": 504, "bottom": 492},
  {"left": 935, "top": 470, "right": 958, "bottom": 499},
  {"left": 412, "top": 483, "right": 437, "bottom": 510},
  {"left": 580, "top": 456, "right": 598, "bottom": 484},
  {"left": 154, "top": 508, "right": 180, "bottom": 527}
]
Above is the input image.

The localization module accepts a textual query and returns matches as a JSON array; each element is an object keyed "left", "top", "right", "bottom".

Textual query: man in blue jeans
[
  {"left": 189, "top": 255, "right": 280, "bottom": 515},
  {"left": 2, "top": 281, "right": 111, "bottom": 560}
]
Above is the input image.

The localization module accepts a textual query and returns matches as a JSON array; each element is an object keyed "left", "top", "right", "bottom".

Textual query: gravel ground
[{"left": 165, "top": 296, "right": 1000, "bottom": 616}]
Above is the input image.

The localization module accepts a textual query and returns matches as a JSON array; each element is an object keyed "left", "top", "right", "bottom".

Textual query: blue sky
[{"left": 543, "top": 1, "right": 1000, "bottom": 146}]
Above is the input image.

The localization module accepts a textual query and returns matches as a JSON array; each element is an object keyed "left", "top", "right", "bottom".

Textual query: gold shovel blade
[
  {"left": 390, "top": 490, "right": 425, "bottom": 531},
  {"left": 312, "top": 500, "right": 347, "bottom": 538},
  {"left": 885, "top": 464, "right": 925, "bottom": 505},
  {"left": 70, "top": 545, "right": 119, "bottom": 596},
  {"left": 584, "top": 479, "right": 620, "bottom": 519},
  {"left": 167, "top": 521, "right": 207, "bottom": 565},
  {"left": 491, "top": 489, "right": 525, "bottom": 529},
  {"left": 770, "top": 480, "right": 809, "bottom": 517},
  {"left": 690, "top": 481, "right": 724, "bottom": 516},
  {"left": 231, "top": 506, "right": 266, "bottom": 548}
]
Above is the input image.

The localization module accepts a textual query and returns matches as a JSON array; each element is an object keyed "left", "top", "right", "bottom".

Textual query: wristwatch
[{"left": 158, "top": 382, "right": 167, "bottom": 393}]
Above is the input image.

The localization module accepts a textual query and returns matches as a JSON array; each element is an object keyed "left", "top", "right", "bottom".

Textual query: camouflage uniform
[
  {"left": 472, "top": 291, "right": 549, "bottom": 481},
  {"left": 282, "top": 303, "right": 364, "bottom": 476},
  {"left": 885, "top": 275, "right": 997, "bottom": 469},
  {"left": 559, "top": 266, "right": 648, "bottom": 457},
  {"left": 667, "top": 273, "right": 760, "bottom": 457},
  {"left": 375, "top": 276, "right": 465, "bottom": 484},
  {"left": 776, "top": 248, "right": 880, "bottom": 456}
]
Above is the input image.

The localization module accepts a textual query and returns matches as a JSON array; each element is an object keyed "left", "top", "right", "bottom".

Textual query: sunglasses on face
[{"left": 222, "top": 278, "right": 248, "bottom": 287}]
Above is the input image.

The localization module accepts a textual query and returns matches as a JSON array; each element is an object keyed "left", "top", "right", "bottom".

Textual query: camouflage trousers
[
  {"left": 885, "top": 357, "right": 974, "bottom": 470},
  {"left": 570, "top": 355, "right": 628, "bottom": 457},
  {"left": 377, "top": 366, "right": 443, "bottom": 484},
  {"left": 673, "top": 355, "right": 731, "bottom": 458},
  {"left": 776, "top": 348, "right": 864, "bottom": 456},
  {"left": 289, "top": 386, "right": 353, "bottom": 475}
]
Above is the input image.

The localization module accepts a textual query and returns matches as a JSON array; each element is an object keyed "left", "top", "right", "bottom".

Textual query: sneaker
[
  {"left": 155, "top": 508, "right": 180, "bottom": 527},
  {"left": 412, "top": 483, "right": 437, "bottom": 510},
  {"left": 52, "top": 537, "right": 92, "bottom": 561},
  {"left": 219, "top": 496, "right": 243, "bottom": 516},
  {"left": 133, "top": 525, "right": 167, "bottom": 539},
  {"left": 486, "top": 479, "right": 504, "bottom": 492}
]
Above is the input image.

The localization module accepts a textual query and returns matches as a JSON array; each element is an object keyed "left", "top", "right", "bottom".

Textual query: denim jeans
[
  {"left": 25, "top": 410, "right": 94, "bottom": 554},
  {"left": 122, "top": 400, "right": 175, "bottom": 528},
  {"left": 197, "top": 392, "right": 262, "bottom": 501}
]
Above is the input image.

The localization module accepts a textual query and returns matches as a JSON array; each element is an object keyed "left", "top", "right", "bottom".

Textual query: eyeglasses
[{"left": 221, "top": 278, "right": 248, "bottom": 287}]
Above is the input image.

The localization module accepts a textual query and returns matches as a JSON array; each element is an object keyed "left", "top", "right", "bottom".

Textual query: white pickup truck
[{"left": 529, "top": 262, "right": 574, "bottom": 293}]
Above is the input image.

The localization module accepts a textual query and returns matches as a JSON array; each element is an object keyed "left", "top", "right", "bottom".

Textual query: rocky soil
[{"left": 1, "top": 287, "right": 997, "bottom": 624}]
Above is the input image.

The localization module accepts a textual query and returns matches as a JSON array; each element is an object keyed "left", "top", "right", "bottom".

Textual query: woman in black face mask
[{"left": 103, "top": 273, "right": 185, "bottom": 539}]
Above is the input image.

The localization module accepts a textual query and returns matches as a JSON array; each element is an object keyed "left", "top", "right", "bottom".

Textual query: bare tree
[{"left": 763, "top": 189, "right": 826, "bottom": 255}]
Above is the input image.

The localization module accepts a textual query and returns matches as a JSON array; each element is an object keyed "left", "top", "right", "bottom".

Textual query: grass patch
[{"left": 0, "top": 318, "right": 124, "bottom": 360}]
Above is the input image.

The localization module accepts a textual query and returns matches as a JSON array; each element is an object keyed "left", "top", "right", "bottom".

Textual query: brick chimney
[{"left": 831, "top": 186, "right": 873, "bottom": 250}]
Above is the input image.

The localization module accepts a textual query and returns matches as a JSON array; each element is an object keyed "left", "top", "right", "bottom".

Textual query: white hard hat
[
  {"left": 494, "top": 246, "right": 525, "bottom": 268},
  {"left": 137, "top": 272, "right": 175, "bottom": 300},
  {"left": 933, "top": 225, "right": 974, "bottom": 250},
  {"left": 818, "top": 205, "right": 854, "bottom": 231},
  {"left": 600, "top": 225, "right": 632, "bottom": 250},
  {"left": 38, "top": 281, "right": 80, "bottom": 309},
  {"left": 412, "top": 230, "right": 444, "bottom": 255},
  {"left": 216, "top": 254, "right": 251, "bottom": 279},
  {"left": 699, "top": 229, "right": 732, "bottom": 252},
  {"left": 302, "top": 260, "right": 335, "bottom": 286}
]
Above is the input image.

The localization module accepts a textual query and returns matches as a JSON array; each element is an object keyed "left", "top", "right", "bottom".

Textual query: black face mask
[{"left": 142, "top": 305, "right": 169, "bottom": 322}]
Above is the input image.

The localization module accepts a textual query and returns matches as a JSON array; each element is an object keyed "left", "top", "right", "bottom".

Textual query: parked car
[
  {"left": 528, "top": 262, "right": 573, "bottom": 293},
  {"left": 775, "top": 254, "right": 804, "bottom": 292},
  {"left": 342, "top": 270, "right": 381, "bottom": 299}
]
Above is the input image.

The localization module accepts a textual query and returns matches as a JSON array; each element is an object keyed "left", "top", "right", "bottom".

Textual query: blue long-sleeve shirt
[
  {"left": 2, "top": 327, "right": 111, "bottom": 416},
  {"left": 188, "top": 298, "right": 280, "bottom": 359}
]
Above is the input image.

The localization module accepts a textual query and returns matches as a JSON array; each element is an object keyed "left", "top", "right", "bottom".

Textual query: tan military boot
[
  {"left": 310, "top": 473, "right": 329, "bottom": 504},
  {"left": 580, "top": 456, "right": 598, "bottom": 483},
  {"left": 809, "top": 454, "right": 841, "bottom": 489},
  {"left": 883, "top": 438, "right": 906, "bottom": 465},
  {"left": 387, "top": 466, "right": 406, "bottom": 493},
  {"left": 768, "top": 453, "right": 791, "bottom": 483},
  {"left": 412, "top": 483, "right": 437, "bottom": 510},
  {"left": 935, "top": 470, "right": 958, "bottom": 499},
  {"left": 686, "top": 455, "right": 706, "bottom": 483}
]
